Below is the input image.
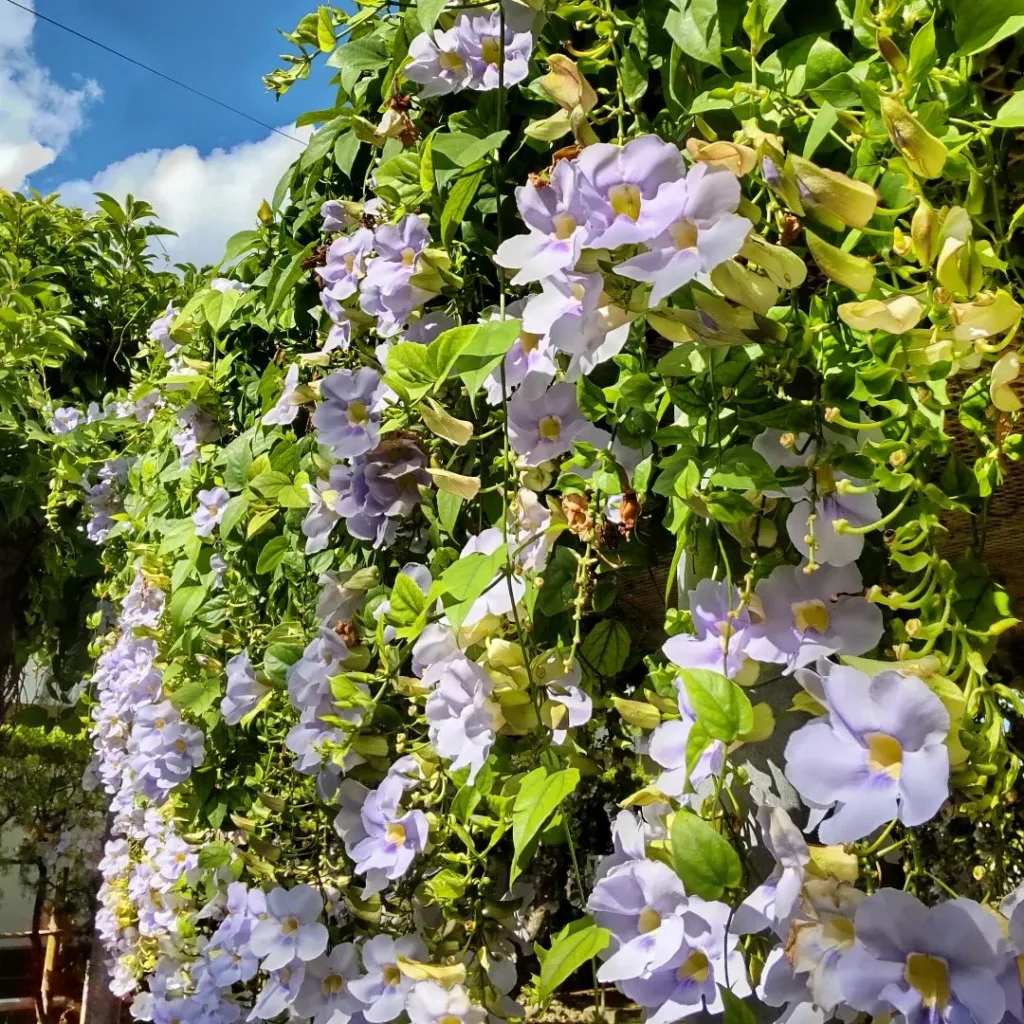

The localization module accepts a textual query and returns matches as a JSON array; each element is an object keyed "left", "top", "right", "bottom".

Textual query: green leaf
[
  {"left": 452, "top": 318, "right": 523, "bottom": 396},
  {"left": 432, "top": 546, "right": 507, "bottom": 631},
  {"left": 620, "top": 45, "right": 649, "bottom": 107},
  {"left": 742, "top": 0, "right": 786, "bottom": 52},
  {"left": 330, "top": 673, "right": 375, "bottom": 708},
  {"left": 276, "top": 484, "right": 310, "bottom": 509},
  {"left": 538, "top": 919, "right": 611, "bottom": 1002},
  {"left": 263, "top": 643, "right": 304, "bottom": 684},
  {"left": 334, "top": 131, "right": 361, "bottom": 177},
  {"left": 198, "top": 842, "right": 236, "bottom": 870},
  {"left": 670, "top": 810, "right": 743, "bottom": 899},
  {"left": 803, "top": 102, "right": 837, "bottom": 159},
  {"left": 221, "top": 435, "right": 253, "bottom": 492},
  {"left": 326, "top": 34, "right": 391, "bottom": 72},
  {"left": 665, "top": 0, "right": 744, "bottom": 69},
  {"left": 511, "top": 766, "right": 580, "bottom": 883},
  {"left": 441, "top": 163, "right": 486, "bottom": 247},
  {"left": 389, "top": 573, "right": 428, "bottom": 626},
  {"left": 220, "top": 229, "right": 261, "bottom": 265},
  {"left": 953, "top": 0, "right": 1024, "bottom": 55},
  {"left": 680, "top": 668, "right": 754, "bottom": 741},
  {"left": 431, "top": 131, "right": 508, "bottom": 177},
  {"left": 685, "top": 719, "right": 712, "bottom": 777},
  {"left": 385, "top": 341, "right": 435, "bottom": 401},
  {"left": 268, "top": 242, "right": 317, "bottom": 314},
  {"left": 803, "top": 37, "right": 852, "bottom": 89},
  {"left": 170, "top": 674, "right": 221, "bottom": 715},
  {"left": 256, "top": 535, "right": 290, "bottom": 574},
  {"left": 720, "top": 986, "right": 758, "bottom": 1024},
  {"left": 246, "top": 507, "right": 278, "bottom": 539},
  {"left": 317, "top": 6, "right": 336, "bottom": 50},
  {"left": 437, "top": 490, "right": 463, "bottom": 535},
  {"left": 219, "top": 495, "right": 248, "bottom": 538},
  {"left": 993, "top": 88, "right": 1024, "bottom": 129},
  {"left": 169, "top": 585, "right": 208, "bottom": 629},
  {"left": 907, "top": 15, "right": 937, "bottom": 85},
  {"left": 301, "top": 120, "right": 342, "bottom": 171},
  {"left": 417, "top": 0, "right": 449, "bottom": 31},
  {"left": 251, "top": 470, "right": 292, "bottom": 498},
  {"left": 425, "top": 867, "right": 468, "bottom": 901},
  {"left": 708, "top": 446, "right": 777, "bottom": 490},
  {"left": 581, "top": 620, "right": 631, "bottom": 678}
]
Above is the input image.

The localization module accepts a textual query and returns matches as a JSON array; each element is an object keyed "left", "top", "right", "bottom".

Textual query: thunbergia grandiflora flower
[
  {"left": 312, "top": 367, "right": 387, "bottom": 458},
  {"left": 619, "top": 897, "right": 750, "bottom": 1023},
  {"left": 405, "top": 11, "right": 532, "bottom": 97},
  {"left": 746, "top": 563, "right": 883, "bottom": 672},
  {"left": 334, "top": 775, "right": 429, "bottom": 895},
  {"left": 839, "top": 889, "right": 1006, "bottom": 1024},
  {"left": 193, "top": 485, "right": 230, "bottom": 537},
  {"left": 507, "top": 382, "right": 603, "bottom": 465},
  {"left": 148, "top": 301, "right": 179, "bottom": 355},
  {"left": 784, "top": 664, "right": 950, "bottom": 842},
  {"left": 250, "top": 884, "right": 330, "bottom": 970},
  {"left": 423, "top": 654, "right": 500, "bottom": 782},
  {"left": 220, "top": 650, "right": 269, "bottom": 725},
  {"left": 753, "top": 428, "right": 881, "bottom": 567},
  {"left": 360, "top": 216, "right": 437, "bottom": 337},
  {"left": 262, "top": 363, "right": 303, "bottom": 426},
  {"left": 588, "top": 858, "right": 689, "bottom": 980},
  {"left": 662, "top": 579, "right": 758, "bottom": 681}
]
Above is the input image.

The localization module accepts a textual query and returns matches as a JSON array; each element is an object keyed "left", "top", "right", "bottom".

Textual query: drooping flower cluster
[
  {"left": 588, "top": 845, "right": 749, "bottom": 1023},
  {"left": 85, "top": 570, "right": 214, "bottom": 998},
  {"left": 335, "top": 772, "right": 430, "bottom": 895},
  {"left": 173, "top": 402, "right": 220, "bottom": 468},
  {"left": 82, "top": 457, "right": 129, "bottom": 544}
]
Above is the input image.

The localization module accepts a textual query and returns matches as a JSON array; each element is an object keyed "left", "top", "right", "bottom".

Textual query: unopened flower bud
[
  {"left": 990, "top": 350, "right": 1022, "bottom": 413},
  {"left": 966, "top": 166, "right": 985, "bottom": 216},
  {"left": 806, "top": 230, "right": 876, "bottom": 293},
  {"left": 881, "top": 95, "right": 947, "bottom": 179},
  {"left": 876, "top": 31, "right": 908, "bottom": 72},
  {"left": 911, "top": 197, "right": 938, "bottom": 268},
  {"left": 892, "top": 226, "right": 911, "bottom": 257},
  {"left": 788, "top": 154, "right": 878, "bottom": 230},
  {"left": 824, "top": 407, "right": 839, "bottom": 422}
]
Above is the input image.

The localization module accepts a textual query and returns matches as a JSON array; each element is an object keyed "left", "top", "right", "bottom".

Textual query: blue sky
[
  {"left": 29, "top": 0, "right": 333, "bottom": 192},
  {"left": 0, "top": 0, "right": 337, "bottom": 264}
]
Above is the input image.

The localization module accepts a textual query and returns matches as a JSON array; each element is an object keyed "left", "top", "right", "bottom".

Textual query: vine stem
[{"left": 563, "top": 813, "right": 603, "bottom": 1020}]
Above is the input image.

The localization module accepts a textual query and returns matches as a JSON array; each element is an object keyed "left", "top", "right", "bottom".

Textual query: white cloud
[
  {"left": 0, "top": 0, "right": 102, "bottom": 188},
  {"left": 56, "top": 129, "right": 310, "bottom": 267}
]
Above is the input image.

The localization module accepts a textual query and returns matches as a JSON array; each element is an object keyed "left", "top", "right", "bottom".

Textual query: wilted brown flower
[{"left": 561, "top": 492, "right": 593, "bottom": 540}]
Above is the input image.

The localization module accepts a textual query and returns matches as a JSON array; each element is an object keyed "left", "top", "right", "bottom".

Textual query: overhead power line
[{"left": 2, "top": 0, "right": 306, "bottom": 146}]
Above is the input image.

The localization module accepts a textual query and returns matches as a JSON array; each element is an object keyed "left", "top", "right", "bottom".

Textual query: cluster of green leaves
[{"left": 0, "top": 191, "right": 179, "bottom": 722}]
